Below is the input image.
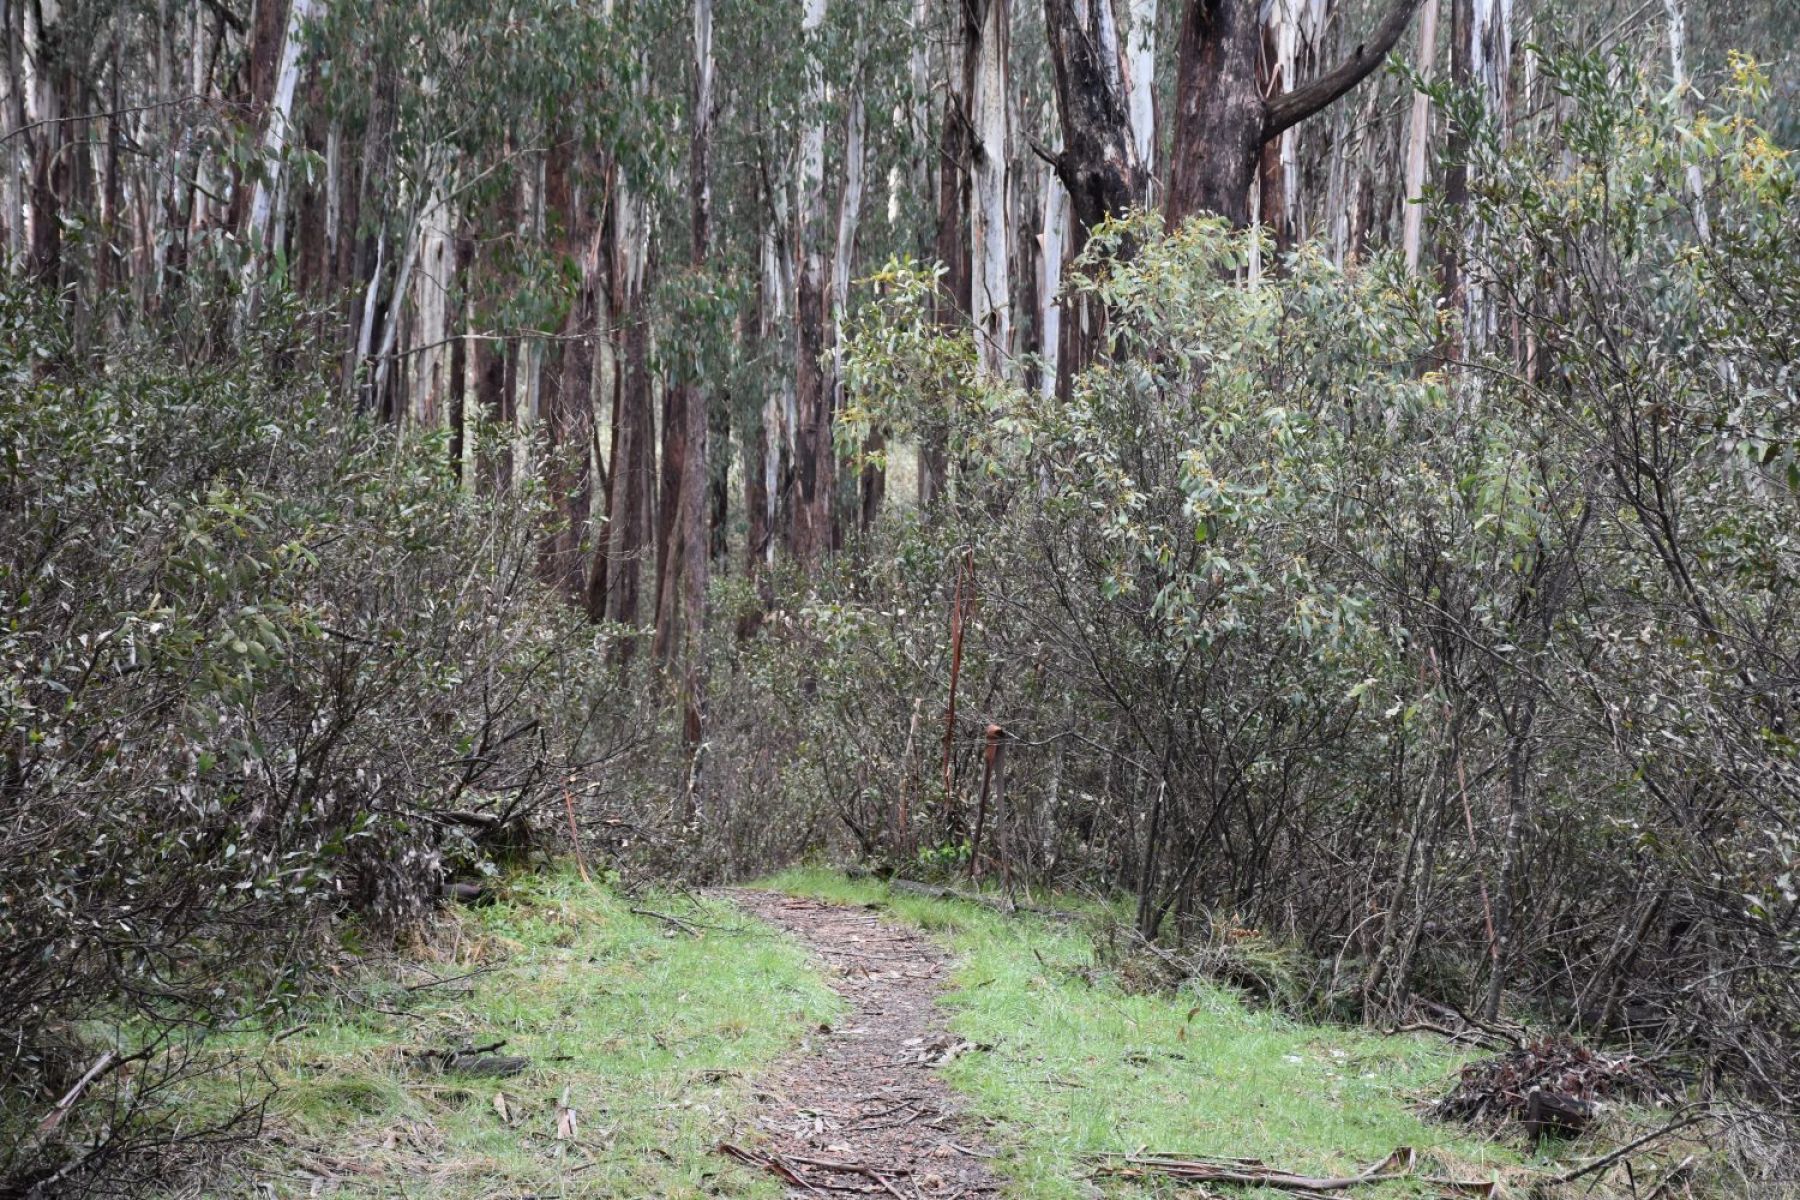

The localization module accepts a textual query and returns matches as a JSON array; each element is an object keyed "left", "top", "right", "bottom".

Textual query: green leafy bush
[
  {"left": 0, "top": 291, "right": 626, "bottom": 1193},
  {"left": 746, "top": 44, "right": 1799, "bottom": 1176}
]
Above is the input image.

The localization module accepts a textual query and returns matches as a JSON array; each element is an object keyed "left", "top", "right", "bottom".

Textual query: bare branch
[{"left": 1263, "top": 0, "right": 1423, "bottom": 141}]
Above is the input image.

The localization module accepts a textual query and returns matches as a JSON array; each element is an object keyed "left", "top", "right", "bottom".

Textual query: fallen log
[
  {"left": 1092, "top": 1146, "right": 1417, "bottom": 1193},
  {"left": 409, "top": 1039, "right": 530, "bottom": 1078},
  {"left": 1524, "top": 1088, "right": 1594, "bottom": 1142}
]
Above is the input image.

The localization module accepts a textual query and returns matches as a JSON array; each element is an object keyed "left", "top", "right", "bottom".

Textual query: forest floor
[
  {"left": 174, "top": 867, "right": 1578, "bottom": 1199},
  {"left": 716, "top": 888, "right": 1004, "bottom": 1198}
]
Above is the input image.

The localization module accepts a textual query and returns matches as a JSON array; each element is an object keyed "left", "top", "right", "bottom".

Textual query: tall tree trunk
[
  {"left": 920, "top": 5, "right": 974, "bottom": 509},
  {"left": 596, "top": 171, "right": 655, "bottom": 653},
  {"left": 1401, "top": 0, "right": 1440, "bottom": 273},
  {"left": 294, "top": 71, "right": 330, "bottom": 297},
  {"left": 746, "top": 226, "right": 780, "bottom": 577},
  {"left": 242, "top": 0, "right": 315, "bottom": 300},
  {"left": 646, "top": 0, "right": 714, "bottom": 751},
  {"left": 1125, "top": 0, "right": 1158, "bottom": 179},
  {"left": 96, "top": 49, "right": 122, "bottom": 301},
  {"left": 676, "top": 0, "right": 709, "bottom": 741},
  {"left": 744, "top": 414, "right": 770, "bottom": 576},
  {"left": 708, "top": 393, "right": 731, "bottom": 561},
  {"left": 411, "top": 179, "right": 453, "bottom": 425},
  {"left": 970, "top": 0, "right": 1011, "bottom": 379},
  {"left": 1255, "top": 0, "right": 1320, "bottom": 255},
  {"left": 1165, "top": 0, "right": 1264, "bottom": 227},
  {"left": 449, "top": 282, "right": 468, "bottom": 482},
  {"left": 1165, "top": 0, "right": 1421, "bottom": 229},
  {"left": 789, "top": 0, "right": 833, "bottom": 564},
  {"left": 540, "top": 140, "right": 599, "bottom": 603},
  {"left": 231, "top": 0, "right": 289, "bottom": 235},
  {"left": 1440, "top": 0, "right": 1472, "bottom": 343},
  {"left": 835, "top": 90, "right": 869, "bottom": 534},
  {"left": 1042, "top": 0, "right": 1149, "bottom": 395},
  {"left": 1043, "top": 0, "right": 1147, "bottom": 235},
  {"left": 25, "top": 0, "right": 65, "bottom": 282},
  {"left": 1037, "top": 151, "right": 1066, "bottom": 399},
  {"left": 655, "top": 383, "right": 688, "bottom": 651},
  {"left": 1662, "top": 0, "right": 1709, "bottom": 243},
  {"left": 3, "top": 0, "right": 24, "bottom": 272}
]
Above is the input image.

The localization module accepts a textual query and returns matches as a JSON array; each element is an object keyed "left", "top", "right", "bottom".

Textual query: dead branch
[{"left": 1093, "top": 1146, "right": 1417, "bottom": 1193}]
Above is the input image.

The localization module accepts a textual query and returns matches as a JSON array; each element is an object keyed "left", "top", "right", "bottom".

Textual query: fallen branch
[
  {"left": 720, "top": 1142, "right": 911, "bottom": 1198},
  {"left": 631, "top": 907, "right": 704, "bottom": 936},
  {"left": 36, "top": 1051, "right": 119, "bottom": 1136},
  {"left": 402, "top": 965, "right": 495, "bottom": 992},
  {"left": 1545, "top": 1109, "right": 1715, "bottom": 1186},
  {"left": 1093, "top": 1146, "right": 1416, "bottom": 1193},
  {"left": 409, "top": 1039, "right": 530, "bottom": 1077},
  {"left": 719, "top": 1142, "right": 813, "bottom": 1190},
  {"left": 1408, "top": 993, "right": 1525, "bottom": 1051}
]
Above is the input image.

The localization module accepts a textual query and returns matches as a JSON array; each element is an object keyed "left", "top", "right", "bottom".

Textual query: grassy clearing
[
  {"left": 181, "top": 871, "right": 840, "bottom": 1198},
  {"left": 762, "top": 868, "right": 1515, "bottom": 1199}
]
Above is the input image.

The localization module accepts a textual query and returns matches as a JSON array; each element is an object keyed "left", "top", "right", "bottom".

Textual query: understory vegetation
[
  {"left": 703, "top": 53, "right": 1800, "bottom": 1189},
  {"left": 829, "top": 56, "right": 1782, "bottom": 1043},
  {"left": 3, "top": 0, "right": 1798, "bottom": 1192},
  {"left": 0, "top": 294, "right": 636, "bottom": 1192}
]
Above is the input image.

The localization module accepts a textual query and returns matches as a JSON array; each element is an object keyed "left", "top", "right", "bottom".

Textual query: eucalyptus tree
[{"left": 1163, "top": 0, "right": 1424, "bottom": 227}]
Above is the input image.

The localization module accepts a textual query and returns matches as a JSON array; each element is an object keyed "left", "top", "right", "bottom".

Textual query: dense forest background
[{"left": 3, "top": 0, "right": 1800, "bottom": 1193}]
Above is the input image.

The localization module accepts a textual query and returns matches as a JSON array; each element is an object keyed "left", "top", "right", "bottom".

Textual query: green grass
[
  {"left": 760, "top": 868, "right": 1515, "bottom": 1199},
  {"left": 185, "top": 870, "right": 841, "bottom": 1198}
]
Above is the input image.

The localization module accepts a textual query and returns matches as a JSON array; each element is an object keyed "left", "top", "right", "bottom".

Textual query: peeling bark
[
  {"left": 970, "top": 0, "right": 1011, "bottom": 378},
  {"left": 789, "top": 0, "right": 833, "bottom": 563}
]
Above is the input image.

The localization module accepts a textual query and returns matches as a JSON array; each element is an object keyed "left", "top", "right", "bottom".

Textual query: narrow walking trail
[{"left": 717, "top": 889, "right": 1005, "bottom": 1199}]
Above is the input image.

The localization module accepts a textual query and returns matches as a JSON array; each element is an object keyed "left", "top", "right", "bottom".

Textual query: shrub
[
  {"left": 736, "top": 45, "right": 1799, "bottom": 1175},
  {"left": 0, "top": 289, "right": 626, "bottom": 1194}
]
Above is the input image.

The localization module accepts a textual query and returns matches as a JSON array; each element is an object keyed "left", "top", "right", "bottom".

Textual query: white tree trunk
[
  {"left": 1401, "top": 0, "right": 1440, "bottom": 274},
  {"left": 410, "top": 184, "right": 453, "bottom": 424},
  {"left": 1038, "top": 156, "right": 1066, "bottom": 399},
  {"left": 797, "top": 0, "right": 827, "bottom": 328},
  {"left": 1464, "top": 0, "right": 1511, "bottom": 348},
  {"left": 244, "top": 0, "right": 318, "bottom": 272},
  {"left": 798, "top": 0, "right": 827, "bottom": 262},
  {"left": 190, "top": 7, "right": 213, "bottom": 234},
  {"left": 3, "top": 0, "right": 22, "bottom": 271},
  {"left": 1125, "top": 0, "right": 1157, "bottom": 179},
  {"left": 971, "top": 0, "right": 1010, "bottom": 379},
  {"left": 21, "top": 0, "right": 56, "bottom": 265},
  {"left": 760, "top": 221, "right": 788, "bottom": 564},
  {"left": 369, "top": 159, "right": 446, "bottom": 415},
  {"left": 832, "top": 89, "right": 866, "bottom": 407},
  {"left": 1473, "top": 0, "right": 1511, "bottom": 131},
  {"left": 351, "top": 228, "right": 384, "bottom": 403},
  {"left": 1663, "top": 0, "right": 1709, "bottom": 243}
]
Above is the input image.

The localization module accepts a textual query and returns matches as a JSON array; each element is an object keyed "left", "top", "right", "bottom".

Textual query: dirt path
[{"left": 716, "top": 889, "right": 1005, "bottom": 1199}]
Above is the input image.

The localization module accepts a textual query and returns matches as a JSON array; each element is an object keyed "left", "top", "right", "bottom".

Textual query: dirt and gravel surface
[{"left": 715, "top": 889, "right": 1004, "bottom": 1199}]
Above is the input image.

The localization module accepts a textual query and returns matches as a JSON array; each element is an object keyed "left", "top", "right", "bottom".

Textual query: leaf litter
[{"left": 717, "top": 890, "right": 1003, "bottom": 1198}]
